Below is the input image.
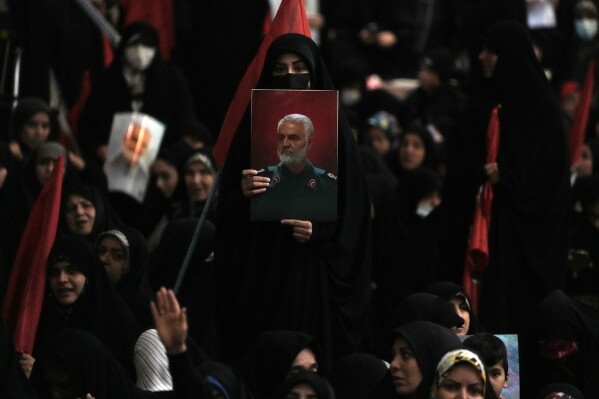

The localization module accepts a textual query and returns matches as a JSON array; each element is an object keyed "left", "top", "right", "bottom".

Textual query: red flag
[
  {"left": 213, "top": 0, "right": 311, "bottom": 168},
  {"left": 66, "top": 70, "right": 92, "bottom": 142},
  {"left": 462, "top": 106, "right": 500, "bottom": 314},
  {"left": 2, "top": 156, "right": 64, "bottom": 354},
  {"left": 569, "top": 59, "right": 596, "bottom": 168}
]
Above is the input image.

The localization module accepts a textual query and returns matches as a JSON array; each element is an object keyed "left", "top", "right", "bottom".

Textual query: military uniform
[{"left": 250, "top": 160, "right": 337, "bottom": 222}]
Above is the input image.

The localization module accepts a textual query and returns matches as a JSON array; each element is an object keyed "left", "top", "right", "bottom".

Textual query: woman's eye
[
  {"left": 468, "top": 387, "right": 483, "bottom": 396},
  {"left": 441, "top": 382, "right": 459, "bottom": 391}
]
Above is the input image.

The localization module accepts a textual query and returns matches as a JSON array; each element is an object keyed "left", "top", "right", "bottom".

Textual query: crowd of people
[{"left": 0, "top": 0, "right": 599, "bottom": 398}]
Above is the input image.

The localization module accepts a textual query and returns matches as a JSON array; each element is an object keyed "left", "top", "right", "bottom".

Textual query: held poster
[
  {"left": 104, "top": 112, "right": 165, "bottom": 203},
  {"left": 250, "top": 89, "right": 338, "bottom": 222}
]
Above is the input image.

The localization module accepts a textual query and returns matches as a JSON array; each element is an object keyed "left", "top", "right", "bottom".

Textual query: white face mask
[
  {"left": 340, "top": 88, "right": 362, "bottom": 107},
  {"left": 416, "top": 202, "right": 434, "bottom": 218},
  {"left": 575, "top": 18, "right": 598, "bottom": 41},
  {"left": 124, "top": 44, "right": 156, "bottom": 71}
]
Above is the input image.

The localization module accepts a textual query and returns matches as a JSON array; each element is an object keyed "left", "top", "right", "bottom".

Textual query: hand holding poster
[
  {"left": 104, "top": 112, "right": 165, "bottom": 202},
  {"left": 250, "top": 89, "right": 338, "bottom": 222}
]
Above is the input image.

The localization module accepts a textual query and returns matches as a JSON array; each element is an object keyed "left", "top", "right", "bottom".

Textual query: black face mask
[{"left": 269, "top": 73, "right": 311, "bottom": 90}]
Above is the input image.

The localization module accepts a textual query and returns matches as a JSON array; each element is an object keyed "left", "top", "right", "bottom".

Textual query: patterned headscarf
[{"left": 432, "top": 349, "right": 486, "bottom": 399}]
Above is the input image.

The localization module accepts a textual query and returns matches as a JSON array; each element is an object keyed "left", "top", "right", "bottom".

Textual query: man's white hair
[{"left": 277, "top": 113, "right": 314, "bottom": 140}]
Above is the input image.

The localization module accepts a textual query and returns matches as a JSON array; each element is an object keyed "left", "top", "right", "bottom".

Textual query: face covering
[
  {"left": 124, "top": 44, "right": 156, "bottom": 71},
  {"left": 340, "top": 88, "right": 362, "bottom": 106},
  {"left": 416, "top": 202, "right": 434, "bottom": 218},
  {"left": 575, "top": 18, "right": 598, "bottom": 41},
  {"left": 270, "top": 73, "right": 311, "bottom": 90}
]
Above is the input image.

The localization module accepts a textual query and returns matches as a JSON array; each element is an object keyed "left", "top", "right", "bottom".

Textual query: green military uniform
[{"left": 250, "top": 160, "right": 337, "bottom": 222}]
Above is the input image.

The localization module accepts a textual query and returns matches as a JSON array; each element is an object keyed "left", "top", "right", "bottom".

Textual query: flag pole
[{"left": 173, "top": 170, "right": 220, "bottom": 294}]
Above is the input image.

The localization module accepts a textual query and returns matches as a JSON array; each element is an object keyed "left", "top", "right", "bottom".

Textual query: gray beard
[{"left": 279, "top": 144, "right": 308, "bottom": 167}]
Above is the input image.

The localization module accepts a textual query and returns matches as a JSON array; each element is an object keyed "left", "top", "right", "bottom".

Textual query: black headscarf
[
  {"left": 386, "top": 293, "right": 464, "bottom": 333},
  {"left": 521, "top": 290, "right": 599, "bottom": 399},
  {"left": 97, "top": 226, "right": 153, "bottom": 328},
  {"left": 8, "top": 97, "right": 52, "bottom": 158},
  {"left": 391, "top": 321, "right": 463, "bottom": 399},
  {"left": 30, "top": 329, "right": 137, "bottom": 399},
  {"left": 425, "top": 282, "right": 485, "bottom": 334},
  {"left": 327, "top": 353, "right": 395, "bottom": 399},
  {"left": 215, "top": 32, "right": 371, "bottom": 372},
  {"left": 77, "top": 21, "right": 198, "bottom": 162},
  {"left": 243, "top": 330, "right": 321, "bottom": 399},
  {"left": 197, "top": 362, "right": 252, "bottom": 399},
  {"left": 475, "top": 21, "right": 571, "bottom": 333},
  {"left": 139, "top": 141, "right": 194, "bottom": 243},
  {"left": 259, "top": 34, "right": 332, "bottom": 89},
  {"left": 117, "top": 21, "right": 160, "bottom": 58},
  {"left": 273, "top": 371, "right": 335, "bottom": 399},
  {"left": 59, "top": 182, "right": 124, "bottom": 243},
  {"left": 36, "top": 235, "right": 141, "bottom": 375},
  {"left": 385, "top": 123, "right": 437, "bottom": 180}
]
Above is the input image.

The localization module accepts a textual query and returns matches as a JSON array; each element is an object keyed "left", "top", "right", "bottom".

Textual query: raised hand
[{"left": 150, "top": 287, "right": 188, "bottom": 355}]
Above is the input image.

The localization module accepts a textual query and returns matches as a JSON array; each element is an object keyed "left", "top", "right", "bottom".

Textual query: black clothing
[
  {"left": 392, "top": 321, "right": 463, "bottom": 399},
  {"left": 0, "top": 318, "right": 37, "bottom": 398},
  {"left": 111, "top": 226, "right": 154, "bottom": 329},
  {"left": 242, "top": 330, "right": 321, "bottom": 399},
  {"left": 360, "top": 0, "right": 462, "bottom": 78},
  {"left": 148, "top": 218, "right": 218, "bottom": 360},
  {"left": 78, "top": 23, "right": 198, "bottom": 165},
  {"left": 196, "top": 362, "right": 252, "bottom": 399},
  {"left": 425, "top": 282, "right": 485, "bottom": 334},
  {"left": 398, "top": 83, "right": 467, "bottom": 158},
  {"left": 30, "top": 328, "right": 203, "bottom": 399},
  {"left": 0, "top": 142, "right": 30, "bottom": 300},
  {"left": 35, "top": 236, "right": 141, "bottom": 376},
  {"left": 8, "top": 98, "right": 52, "bottom": 162},
  {"left": 273, "top": 371, "right": 334, "bottom": 399},
  {"left": 327, "top": 353, "right": 396, "bottom": 399},
  {"left": 251, "top": 161, "right": 337, "bottom": 222},
  {"left": 521, "top": 290, "right": 599, "bottom": 399},
  {"left": 214, "top": 34, "right": 371, "bottom": 370},
  {"left": 139, "top": 142, "right": 194, "bottom": 244},
  {"left": 477, "top": 21, "right": 571, "bottom": 333},
  {"left": 387, "top": 293, "right": 464, "bottom": 333},
  {"left": 434, "top": 79, "right": 496, "bottom": 284},
  {"left": 59, "top": 182, "right": 124, "bottom": 244}
]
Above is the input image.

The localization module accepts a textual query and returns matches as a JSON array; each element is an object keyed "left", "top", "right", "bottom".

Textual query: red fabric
[
  {"left": 462, "top": 106, "right": 500, "bottom": 314},
  {"left": 120, "top": 0, "right": 175, "bottom": 60},
  {"left": 66, "top": 70, "right": 92, "bottom": 142},
  {"left": 263, "top": 8, "right": 273, "bottom": 35},
  {"left": 569, "top": 59, "right": 596, "bottom": 168},
  {"left": 213, "top": 0, "right": 311, "bottom": 168},
  {"left": 101, "top": 34, "right": 114, "bottom": 67},
  {"left": 1, "top": 156, "right": 64, "bottom": 354}
]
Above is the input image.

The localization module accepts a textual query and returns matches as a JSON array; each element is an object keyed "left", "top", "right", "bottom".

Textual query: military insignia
[
  {"left": 272, "top": 176, "right": 280, "bottom": 185},
  {"left": 308, "top": 179, "right": 316, "bottom": 188},
  {"left": 257, "top": 168, "right": 265, "bottom": 173},
  {"left": 327, "top": 173, "right": 337, "bottom": 181}
]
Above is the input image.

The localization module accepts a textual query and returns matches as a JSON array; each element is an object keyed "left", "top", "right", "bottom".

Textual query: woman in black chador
[
  {"left": 78, "top": 21, "right": 198, "bottom": 166},
  {"left": 214, "top": 33, "right": 371, "bottom": 370},
  {"left": 474, "top": 21, "right": 571, "bottom": 333}
]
